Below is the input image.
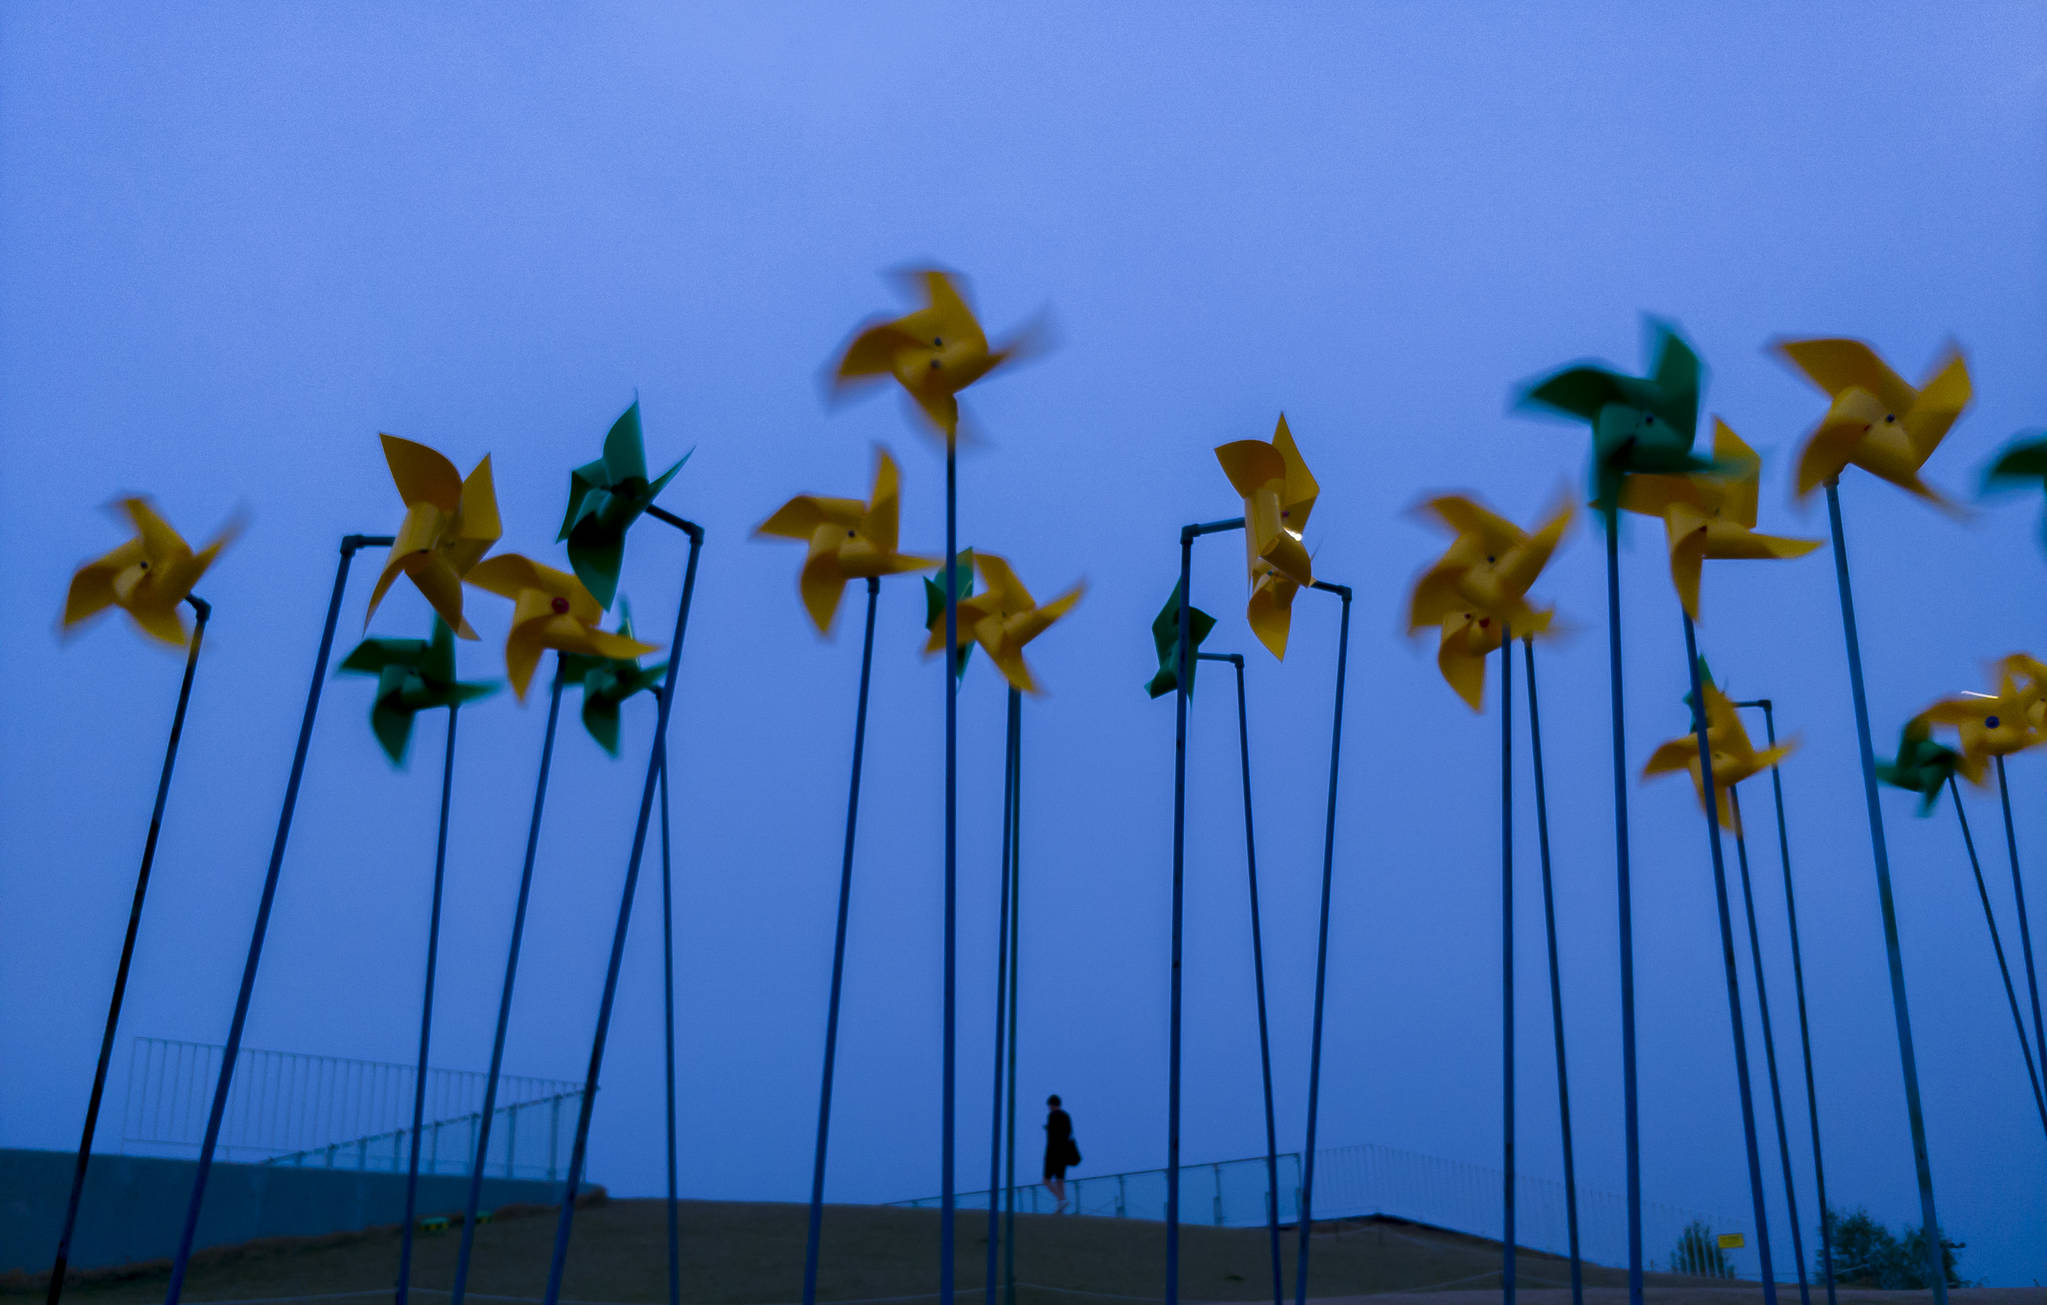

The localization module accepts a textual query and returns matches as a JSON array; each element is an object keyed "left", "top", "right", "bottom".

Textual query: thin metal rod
[
  {"left": 1206, "top": 651, "right": 1284, "bottom": 1305},
  {"left": 543, "top": 519, "right": 705, "bottom": 1303},
  {"left": 941, "top": 447, "right": 958, "bottom": 1305},
  {"left": 1680, "top": 614, "right": 1777, "bottom": 1305},
  {"left": 1745, "top": 702, "right": 1836, "bottom": 1305},
  {"left": 450, "top": 663, "right": 569, "bottom": 1305},
  {"left": 804, "top": 578, "right": 881, "bottom": 1305},
  {"left": 48, "top": 595, "right": 211, "bottom": 1305},
  {"left": 659, "top": 755, "right": 680, "bottom": 1305},
  {"left": 1602, "top": 511, "right": 1643, "bottom": 1305},
  {"left": 166, "top": 536, "right": 381, "bottom": 1304},
  {"left": 1523, "top": 640, "right": 1581, "bottom": 1305},
  {"left": 1501, "top": 624, "right": 1516, "bottom": 1305},
  {"left": 1166, "top": 535, "right": 1193, "bottom": 1305},
  {"left": 396, "top": 702, "right": 460, "bottom": 1305},
  {"left": 1293, "top": 579, "right": 1351, "bottom": 1305},
  {"left": 1822, "top": 480, "right": 1946, "bottom": 1304},
  {"left": 985, "top": 687, "right": 1018, "bottom": 1303},
  {"left": 1730, "top": 788, "right": 1809, "bottom": 1305},
  {"left": 1994, "top": 755, "right": 2047, "bottom": 1090},
  {"left": 1950, "top": 776, "right": 2047, "bottom": 1135},
  {"left": 1002, "top": 693, "right": 1020, "bottom": 1305}
]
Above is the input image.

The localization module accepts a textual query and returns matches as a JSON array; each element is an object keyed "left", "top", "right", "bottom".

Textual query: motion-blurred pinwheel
[
  {"left": 559, "top": 602, "right": 668, "bottom": 757},
  {"left": 1617, "top": 419, "right": 1820, "bottom": 619},
  {"left": 1771, "top": 337, "right": 1970, "bottom": 509},
  {"left": 1914, "top": 667, "right": 2046, "bottom": 787},
  {"left": 1518, "top": 321, "right": 1714, "bottom": 512},
  {"left": 1877, "top": 721, "right": 1967, "bottom": 815},
  {"left": 1405, "top": 493, "right": 1570, "bottom": 710},
  {"left": 1983, "top": 432, "right": 2047, "bottom": 548},
  {"left": 924, "top": 550, "right": 978, "bottom": 678},
  {"left": 924, "top": 552, "right": 1082, "bottom": 695},
  {"left": 63, "top": 497, "right": 239, "bottom": 647},
  {"left": 1643, "top": 679, "right": 1796, "bottom": 831},
  {"left": 830, "top": 269, "right": 1037, "bottom": 443},
  {"left": 558, "top": 400, "right": 689, "bottom": 611},
  {"left": 755, "top": 447, "right": 935, "bottom": 634},
  {"left": 337, "top": 617, "right": 497, "bottom": 765},
  {"left": 1215, "top": 415, "right": 1319, "bottom": 660},
  {"left": 365, "top": 435, "right": 501, "bottom": 638},
  {"left": 1145, "top": 580, "right": 1217, "bottom": 699},
  {"left": 465, "top": 553, "right": 658, "bottom": 701}
]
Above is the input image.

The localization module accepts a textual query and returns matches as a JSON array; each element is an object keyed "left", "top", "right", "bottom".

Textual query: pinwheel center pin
[
  {"left": 551, "top": 596, "right": 570, "bottom": 614},
  {"left": 1988, "top": 715, "right": 2001, "bottom": 728}
]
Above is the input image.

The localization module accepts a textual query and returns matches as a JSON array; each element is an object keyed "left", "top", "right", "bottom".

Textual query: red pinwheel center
[
  {"left": 1478, "top": 617, "right": 1491, "bottom": 629},
  {"left": 551, "top": 596, "right": 571, "bottom": 614}
]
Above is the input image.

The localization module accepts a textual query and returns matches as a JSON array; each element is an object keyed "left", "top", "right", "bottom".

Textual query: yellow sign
[{"left": 1717, "top": 1233, "right": 1746, "bottom": 1250}]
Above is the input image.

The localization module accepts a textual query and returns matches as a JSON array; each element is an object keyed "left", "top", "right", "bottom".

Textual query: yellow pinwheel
[
  {"left": 1617, "top": 419, "right": 1820, "bottom": 619},
  {"left": 465, "top": 553, "right": 657, "bottom": 700},
  {"left": 63, "top": 497, "right": 240, "bottom": 647},
  {"left": 755, "top": 448, "right": 936, "bottom": 634},
  {"left": 1644, "top": 681, "right": 1796, "bottom": 831},
  {"left": 1404, "top": 493, "right": 1570, "bottom": 710},
  {"left": 1914, "top": 662, "right": 2047, "bottom": 787},
  {"left": 923, "top": 552, "right": 1083, "bottom": 694},
  {"left": 831, "top": 270, "right": 1036, "bottom": 443},
  {"left": 1215, "top": 415, "right": 1320, "bottom": 660},
  {"left": 365, "top": 434, "right": 502, "bottom": 639},
  {"left": 1771, "top": 337, "right": 1970, "bottom": 509}
]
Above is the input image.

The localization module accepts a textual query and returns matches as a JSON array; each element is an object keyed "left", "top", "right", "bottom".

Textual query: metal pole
[
  {"left": 1167, "top": 530, "right": 1193, "bottom": 1305},
  {"left": 1949, "top": 777, "right": 2047, "bottom": 1135},
  {"left": 1522, "top": 640, "right": 1582, "bottom": 1305},
  {"left": 803, "top": 578, "right": 882, "bottom": 1305},
  {"left": 1994, "top": 756, "right": 2047, "bottom": 1087},
  {"left": 1201, "top": 650, "right": 1284, "bottom": 1305},
  {"left": 397, "top": 701, "right": 460, "bottom": 1305},
  {"left": 1501, "top": 624, "right": 1516, "bottom": 1305},
  {"left": 1294, "top": 579, "right": 1351, "bottom": 1305},
  {"left": 166, "top": 535, "right": 388, "bottom": 1304},
  {"left": 542, "top": 514, "right": 704, "bottom": 1304},
  {"left": 1003, "top": 693, "right": 1020, "bottom": 1305},
  {"left": 1163, "top": 517, "right": 1245, "bottom": 1304},
  {"left": 1680, "top": 615, "right": 1777, "bottom": 1305},
  {"left": 1738, "top": 701, "right": 1835, "bottom": 1305},
  {"left": 1602, "top": 511, "right": 1643, "bottom": 1305},
  {"left": 1822, "top": 480, "right": 1946, "bottom": 1304},
  {"left": 1730, "top": 788, "right": 1809, "bottom": 1305},
  {"left": 449, "top": 662, "right": 570, "bottom": 1305},
  {"left": 48, "top": 594, "right": 210, "bottom": 1305},
  {"left": 985, "top": 688, "right": 1018, "bottom": 1305},
  {"left": 659, "top": 755, "right": 680, "bottom": 1305},
  {"left": 942, "top": 444, "right": 958, "bottom": 1305}
]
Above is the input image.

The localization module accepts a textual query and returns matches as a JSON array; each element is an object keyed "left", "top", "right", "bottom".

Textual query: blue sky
[{"left": 3, "top": 1, "right": 2045, "bottom": 1287}]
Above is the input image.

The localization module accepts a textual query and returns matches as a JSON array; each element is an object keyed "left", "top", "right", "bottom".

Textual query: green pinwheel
[
  {"left": 1983, "top": 430, "right": 2047, "bottom": 549},
  {"left": 560, "top": 602, "right": 669, "bottom": 756},
  {"left": 1877, "top": 720, "right": 1966, "bottom": 815},
  {"left": 338, "top": 617, "right": 497, "bottom": 765},
  {"left": 558, "top": 399, "right": 690, "bottom": 610},
  {"left": 1145, "top": 580, "right": 1217, "bottom": 699},
  {"left": 1518, "top": 320, "right": 1717, "bottom": 511},
  {"left": 924, "top": 549, "right": 977, "bottom": 679}
]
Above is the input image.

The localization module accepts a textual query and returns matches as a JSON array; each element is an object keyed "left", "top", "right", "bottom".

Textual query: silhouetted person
[{"left": 1042, "top": 1094, "right": 1079, "bottom": 1212}]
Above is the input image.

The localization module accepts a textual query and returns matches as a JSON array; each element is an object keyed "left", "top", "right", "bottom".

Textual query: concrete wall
[{"left": 0, "top": 1148, "right": 560, "bottom": 1274}]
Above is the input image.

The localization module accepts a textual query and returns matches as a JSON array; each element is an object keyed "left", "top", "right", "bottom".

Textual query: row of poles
[
  {"left": 49, "top": 285, "right": 2045, "bottom": 1305},
  {"left": 47, "top": 508, "right": 706, "bottom": 1305}
]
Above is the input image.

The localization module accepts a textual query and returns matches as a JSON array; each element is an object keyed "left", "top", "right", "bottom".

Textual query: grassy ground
[{"left": 3, "top": 1197, "right": 2029, "bottom": 1305}]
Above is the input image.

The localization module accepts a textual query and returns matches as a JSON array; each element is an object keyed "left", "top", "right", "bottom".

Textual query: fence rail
[
  {"left": 896, "top": 1141, "right": 1769, "bottom": 1282},
  {"left": 120, "top": 1037, "right": 583, "bottom": 1179}
]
